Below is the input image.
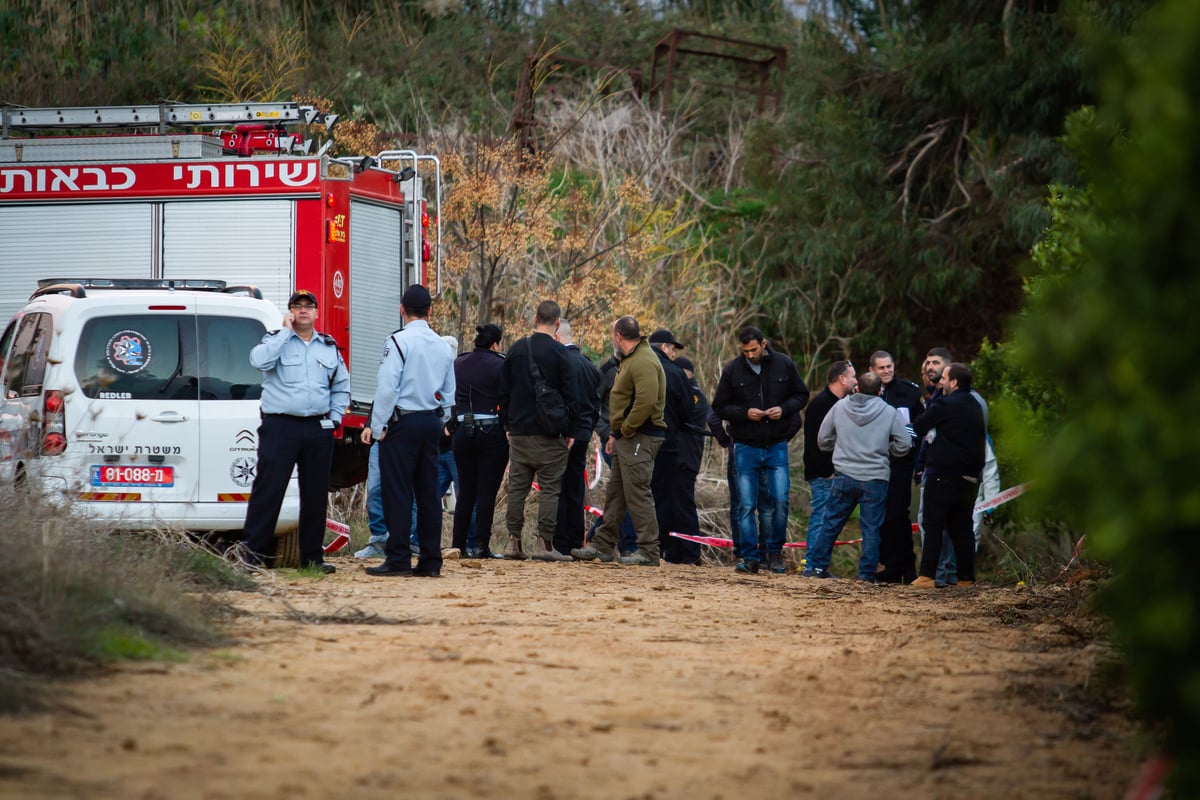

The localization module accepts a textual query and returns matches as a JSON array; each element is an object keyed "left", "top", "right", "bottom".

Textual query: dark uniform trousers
[
  {"left": 878, "top": 459, "right": 918, "bottom": 580},
  {"left": 554, "top": 436, "right": 593, "bottom": 555},
  {"left": 243, "top": 414, "right": 334, "bottom": 567},
  {"left": 653, "top": 447, "right": 701, "bottom": 564},
  {"left": 380, "top": 411, "right": 444, "bottom": 572},
  {"left": 451, "top": 421, "right": 509, "bottom": 552}
]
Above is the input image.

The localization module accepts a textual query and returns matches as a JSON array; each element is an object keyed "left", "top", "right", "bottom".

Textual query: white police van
[{"left": 0, "top": 278, "right": 299, "bottom": 533}]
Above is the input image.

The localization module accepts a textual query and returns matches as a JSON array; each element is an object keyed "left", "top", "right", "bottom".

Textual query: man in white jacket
[{"left": 803, "top": 371, "right": 911, "bottom": 581}]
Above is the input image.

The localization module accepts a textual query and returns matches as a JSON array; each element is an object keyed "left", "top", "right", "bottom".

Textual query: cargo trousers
[
  {"left": 588, "top": 432, "right": 663, "bottom": 559},
  {"left": 506, "top": 433, "right": 570, "bottom": 547}
]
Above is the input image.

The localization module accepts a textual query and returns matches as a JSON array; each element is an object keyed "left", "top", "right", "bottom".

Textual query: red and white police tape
[
  {"left": 527, "top": 481, "right": 1030, "bottom": 547},
  {"left": 587, "top": 445, "right": 603, "bottom": 490},
  {"left": 910, "top": 482, "right": 1030, "bottom": 533},
  {"left": 973, "top": 482, "right": 1029, "bottom": 515},
  {"left": 675, "top": 484, "right": 1031, "bottom": 549},
  {"left": 669, "top": 532, "right": 862, "bottom": 549},
  {"left": 323, "top": 519, "right": 351, "bottom": 554}
]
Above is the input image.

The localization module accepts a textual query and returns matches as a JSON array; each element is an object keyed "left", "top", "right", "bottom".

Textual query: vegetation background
[
  {"left": 5, "top": 0, "right": 1200, "bottom": 792},
  {"left": 0, "top": 0, "right": 1139, "bottom": 377}
]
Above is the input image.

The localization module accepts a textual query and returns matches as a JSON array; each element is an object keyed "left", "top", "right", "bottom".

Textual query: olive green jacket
[{"left": 609, "top": 338, "right": 666, "bottom": 438}]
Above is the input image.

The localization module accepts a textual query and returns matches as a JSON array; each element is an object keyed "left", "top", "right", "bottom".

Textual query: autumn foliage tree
[{"left": 435, "top": 89, "right": 704, "bottom": 354}]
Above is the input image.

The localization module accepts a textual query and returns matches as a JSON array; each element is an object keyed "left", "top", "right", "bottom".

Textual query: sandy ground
[{"left": 0, "top": 556, "right": 1137, "bottom": 800}]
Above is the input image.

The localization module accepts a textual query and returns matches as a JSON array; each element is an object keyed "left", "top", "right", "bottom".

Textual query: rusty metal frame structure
[
  {"left": 511, "top": 53, "right": 644, "bottom": 152},
  {"left": 648, "top": 29, "right": 787, "bottom": 115}
]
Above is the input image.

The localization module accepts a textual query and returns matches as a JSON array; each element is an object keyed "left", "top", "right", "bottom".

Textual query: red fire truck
[{"left": 0, "top": 101, "right": 441, "bottom": 486}]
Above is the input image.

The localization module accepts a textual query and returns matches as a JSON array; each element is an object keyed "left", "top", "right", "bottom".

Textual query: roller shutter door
[
  {"left": 162, "top": 200, "right": 294, "bottom": 312},
  {"left": 349, "top": 200, "right": 404, "bottom": 406},
  {"left": 0, "top": 203, "right": 155, "bottom": 323}
]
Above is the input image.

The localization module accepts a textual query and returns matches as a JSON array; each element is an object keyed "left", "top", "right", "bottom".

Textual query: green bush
[{"left": 1008, "top": 0, "right": 1200, "bottom": 789}]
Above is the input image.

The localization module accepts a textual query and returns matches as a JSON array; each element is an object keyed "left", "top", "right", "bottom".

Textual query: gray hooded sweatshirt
[{"left": 817, "top": 393, "right": 911, "bottom": 483}]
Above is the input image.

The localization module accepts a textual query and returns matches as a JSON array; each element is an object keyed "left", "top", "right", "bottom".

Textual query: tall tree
[{"left": 734, "top": 1, "right": 1146, "bottom": 372}]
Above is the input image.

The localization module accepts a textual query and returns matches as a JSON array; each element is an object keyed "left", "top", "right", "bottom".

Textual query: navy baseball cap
[
  {"left": 288, "top": 289, "right": 318, "bottom": 307},
  {"left": 401, "top": 283, "right": 432, "bottom": 312}
]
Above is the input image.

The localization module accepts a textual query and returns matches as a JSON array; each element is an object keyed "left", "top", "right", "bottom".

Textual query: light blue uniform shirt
[
  {"left": 250, "top": 328, "right": 350, "bottom": 424},
  {"left": 371, "top": 319, "right": 456, "bottom": 433}
]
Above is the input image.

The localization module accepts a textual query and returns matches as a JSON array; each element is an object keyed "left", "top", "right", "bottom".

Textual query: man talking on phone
[{"left": 242, "top": 289, "right": 349, "bottom": 573}]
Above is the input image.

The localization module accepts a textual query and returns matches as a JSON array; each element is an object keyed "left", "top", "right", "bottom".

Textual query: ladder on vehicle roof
[{"left": 0, "top": 102, "right": 337, "bottom": 137}]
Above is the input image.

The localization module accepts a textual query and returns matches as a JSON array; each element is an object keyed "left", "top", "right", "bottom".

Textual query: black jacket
[
  {"left": 654, "top": 347, "right": 693, "bottom": 452},
  {"left": 912, "top": 388, "right": 985, "bottom": 480},
  {"left": 595, "top": 354, "right": 620, "bottom": 441},
  {"left": 499, "top": 332, "right": 586, "bottom": 439},
  {"left": 677, "top": 374, "right": 711, "bottom": 472},
  {"left": 565, "top": 344, "right": 602, "bottom": 437},
  {"left": 707, "top": 407, "right": 731, "bottom": 449},
  {"left": 452, "top": 347, "right": 506, "bottom": 417},
  {"left": 914, "top": 386, "right": 944, "bottom": 478},
  {"left": 802, "top": 387, "right": 838, "bottom": 481},
  {"left": 712, "top": 347, "right": 810, "bottom": 447},
  {"left": 880, "top": 377, "right": 923, "bottom": 465}
]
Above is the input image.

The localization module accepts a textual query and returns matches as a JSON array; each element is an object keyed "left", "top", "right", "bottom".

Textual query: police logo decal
[
  {"left": 230, "top": 457, "right": 257, "bottom": 487},
  {"left": 106, "top": 329, "right": 153, "bottom": 374}
]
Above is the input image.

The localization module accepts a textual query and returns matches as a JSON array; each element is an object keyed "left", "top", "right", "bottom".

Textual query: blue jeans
[
  {"left": 936, "top": 532, "right": 959, "bottom": 584},
  {"left": 728, "top": 450, "right": 777, "bottom": 555},
  {"left": 366, "top": 442, "right": 389, "bottom": 545},
  {"left": 733, "top": 441, "right": 790, "bottom": 562},
  {"left": 808, "top": 473, "right": 887, "bottom": 579},
  {"left": 805, "top": 477, "right": 833, "bottom": 555}
]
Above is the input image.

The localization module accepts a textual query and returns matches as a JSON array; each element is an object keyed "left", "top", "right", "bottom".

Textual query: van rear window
[{"left": 74, "top": 314, "right": 266, "bottom": 401}]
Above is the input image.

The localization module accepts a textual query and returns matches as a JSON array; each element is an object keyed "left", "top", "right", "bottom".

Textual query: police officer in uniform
[
  {"left": 242, "top": 289, "right": 349, "bottom": 573},
  {"left": 365, "top": 284, "right": 456, "bottom": 578},
  {"left": 868, "top": 350, "right": 925, "bottom": 583},
  {"left": 451, "top": 323, "right": 508, "bottom": 558}
]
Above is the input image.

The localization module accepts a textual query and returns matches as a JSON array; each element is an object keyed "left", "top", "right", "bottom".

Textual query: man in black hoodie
[
  {"left": 712, "top": 326, "right": 810, "bottom": 574},
  {"left": 910, "top": 362, "right": 986, "bottom": 588}
]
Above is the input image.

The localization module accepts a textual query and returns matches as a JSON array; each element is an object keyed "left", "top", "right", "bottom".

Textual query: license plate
[{"left": 90, "top": 465, "right": 175, "bottom": 487}]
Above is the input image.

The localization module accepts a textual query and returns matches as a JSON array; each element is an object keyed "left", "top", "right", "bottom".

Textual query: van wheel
[{"left": 275, "top": 530, "right": 301, "bottom": 568}]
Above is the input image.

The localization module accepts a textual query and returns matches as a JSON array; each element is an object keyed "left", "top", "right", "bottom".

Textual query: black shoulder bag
[{"left": 528, "top": 346, "right": 570, "bottom": 435}]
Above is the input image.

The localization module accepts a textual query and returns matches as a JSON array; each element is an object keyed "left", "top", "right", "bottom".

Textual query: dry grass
[{"left": 0, "top": 487, "right": 248, "bottom": 713}]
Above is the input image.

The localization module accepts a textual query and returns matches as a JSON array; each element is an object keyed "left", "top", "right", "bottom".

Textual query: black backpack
[{"left": 529, "top": 355, "right": 570, "bottom": 435}]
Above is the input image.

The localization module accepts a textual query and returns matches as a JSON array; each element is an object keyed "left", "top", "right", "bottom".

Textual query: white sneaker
[{"left": 354, "top": 543, "right": 386, "bottom": 559}]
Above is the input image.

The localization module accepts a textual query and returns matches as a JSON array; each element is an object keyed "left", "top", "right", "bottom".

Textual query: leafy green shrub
[{"left": 1007, "top": 0, "right": 1200, "bottom": 789}]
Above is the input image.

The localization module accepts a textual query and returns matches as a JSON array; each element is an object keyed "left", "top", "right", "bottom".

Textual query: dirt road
[{"left": 0, "top": 558, "right": 1136, "bottom": 799}]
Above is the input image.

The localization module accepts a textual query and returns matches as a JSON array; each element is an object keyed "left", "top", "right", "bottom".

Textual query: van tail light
[
  {"left": 422, "top": 239, "right": 431, "bottom": 262},
  {"left": 42, "top": 390, "right": 67, "bottom": 455}
]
